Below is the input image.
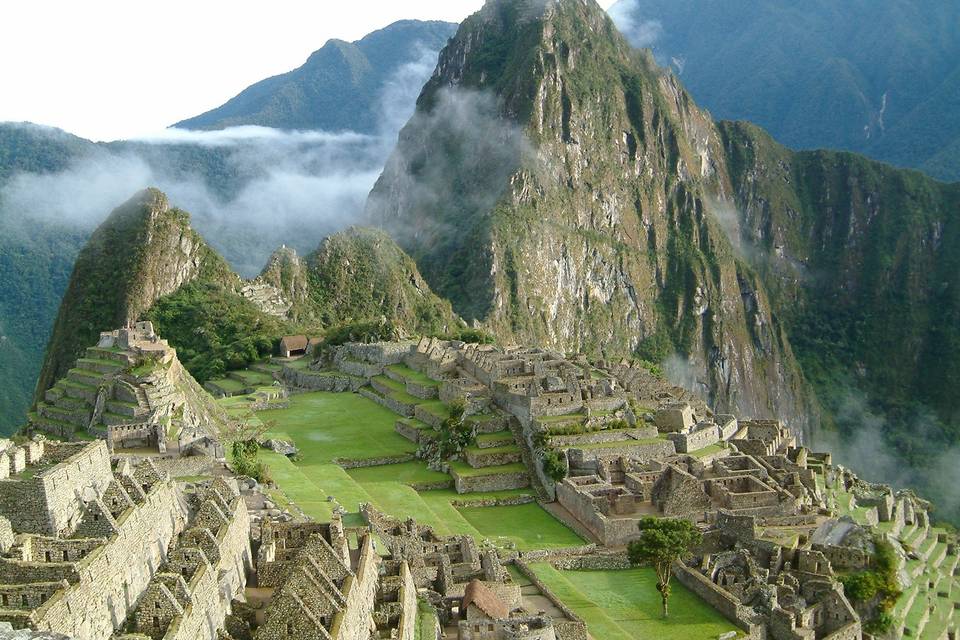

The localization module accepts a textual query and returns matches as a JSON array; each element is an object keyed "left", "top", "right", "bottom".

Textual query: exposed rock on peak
[
  {"left": 34, "top": 188, "right": 235, "bottom": 398},
  {"left": 367, "top": 0, "right": 817, "bottom": 433}
]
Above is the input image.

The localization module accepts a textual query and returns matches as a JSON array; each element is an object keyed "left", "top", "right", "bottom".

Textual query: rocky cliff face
[
  {"left": 35, "top": 188, "right": 235, "bottom": 397},
  {"left": 367, "top": 0, "right": 816, "bottom": 432}
]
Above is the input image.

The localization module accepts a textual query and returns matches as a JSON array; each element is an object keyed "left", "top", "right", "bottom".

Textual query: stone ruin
[
  {"left": 29, "top": 322, "right": 228, "bottom": 457},
  {"left": 0, "top": 440, "right": 250, "bottom": 640}
]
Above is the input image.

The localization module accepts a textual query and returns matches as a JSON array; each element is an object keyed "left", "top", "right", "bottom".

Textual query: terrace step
[
  {"left": 250, "top": 362, "right": 282, "bottom": 376},
  {"left": 85, "top": 347, "right": 135, "bottom": 365},
  {"left": 39, "top": 403, "right": 90, "bottom": 427},
  {"left": 475, "top": 431, "right": 515, "bottom": 449},
  {"left": 105, "top": 400, "right": 142, "bottom": 418},
  {"left": 395, "top": 418, "right": 435, "bottom": 444},
  {"left": 463, "top": 444, "right": 522, "bottom": 468},
  {"left": 59, "top": 380, "right": 98, "bottom": 402},
  {"left": 76, "top": 357, "right": 125, "bottom": 376},
  {"left": 359, "top": 386, "right": 416, "bottom": 418},
  {"left": 448, "top": 461, "right": 530, "bottom": 494},
  {"left": 67, "top": 368, "right": 106, "bottom": 388}
]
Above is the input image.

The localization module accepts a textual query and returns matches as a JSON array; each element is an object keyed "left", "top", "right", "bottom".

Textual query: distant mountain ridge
[
  {"left": 173, "top": 20, "right": 458, "bottom": 133},
  {"left": 608, "top": 0, "right": 960, "bottom": 181}
]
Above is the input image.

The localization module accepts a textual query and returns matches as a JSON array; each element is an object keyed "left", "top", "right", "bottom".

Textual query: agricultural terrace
[{"left": 251, "top": 390, "right": 584, "bottom": 551}]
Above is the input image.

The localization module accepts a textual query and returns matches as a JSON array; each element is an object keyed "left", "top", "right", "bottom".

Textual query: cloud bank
[{"left": 0, "top": 43, "right": 441, "bottom": 278}]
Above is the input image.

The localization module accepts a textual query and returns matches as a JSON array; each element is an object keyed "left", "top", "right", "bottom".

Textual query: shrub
[{"left": 542, "top": 449, "right": 567, "bottom": 482}]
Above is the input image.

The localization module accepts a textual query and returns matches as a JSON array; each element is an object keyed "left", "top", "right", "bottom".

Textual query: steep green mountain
[
  {"left": 174, "top": 20, "right": 457, "bottom": 133},
  {"left": 608, "top": 0, "right": 960, "bottom": 181},
  {"left": 0, "top": 16, "right": 459, "bottom": 434},
  {"left": 719, "top": 121, "right": 960, "bottom": 494},
  {"left": 367, "top": 0, "right": 816, "bottom": 430},
  {"left": 0, "top": 122, "right": 96, "bottom": 180},
  {"left": 36, "top": 189, "right": 459, "bottom": 397},
  {"left": 34, "top": 188, "right": 237, "bottom": 397}
]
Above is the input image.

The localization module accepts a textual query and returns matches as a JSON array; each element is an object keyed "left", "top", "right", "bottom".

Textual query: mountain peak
[{"left": 34, "top": 189, "right": 233, "bottom": 398}]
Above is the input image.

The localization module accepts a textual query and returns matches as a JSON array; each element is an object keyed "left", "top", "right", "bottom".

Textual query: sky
[{"left": 1, "top": 0, "right": 618, "bottom": 142}]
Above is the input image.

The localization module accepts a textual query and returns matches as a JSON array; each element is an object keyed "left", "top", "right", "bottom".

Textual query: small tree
[{"left": 628, "top": 517, "right": 702, "bottom": 618}]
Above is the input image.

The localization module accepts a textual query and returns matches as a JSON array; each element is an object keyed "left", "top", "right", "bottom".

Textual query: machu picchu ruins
[{"left": 5, "top": 321, "right": 957, "bottom": 639}]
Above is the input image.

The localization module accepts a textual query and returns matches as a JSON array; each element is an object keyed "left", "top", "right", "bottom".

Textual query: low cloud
[
  {"left": 814, "top": 389, "right": 960, "bottom": 522},
  {"left": 0, "top": 41, "right": 443, "bottom": 278},
  {"left": 607, "top": 0, "right": 664, "bottom": 49}
]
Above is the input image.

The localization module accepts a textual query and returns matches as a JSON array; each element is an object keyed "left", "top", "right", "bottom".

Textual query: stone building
[
  {"left": 115, "top": 477, "right": 252, "bottom": 640},
  {"left": 0, "top": 443, "right": 188, "bottom": 639}
]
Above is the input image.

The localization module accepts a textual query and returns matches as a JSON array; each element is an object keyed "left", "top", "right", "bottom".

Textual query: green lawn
[
  {"left": 260, "top": 392, "right": 415, "bottom": 463},
  {"left": 347, "top": 461, "right": 450, "bottom": 486},
  {"left": 387, "top": 364, "right": 440, "bottom": 387},
  {"left": 458, "top": 503, "right": 584, "bottom": 549},
  {"left": 529, "top": 564, "right": 742, "bottom": 640}
]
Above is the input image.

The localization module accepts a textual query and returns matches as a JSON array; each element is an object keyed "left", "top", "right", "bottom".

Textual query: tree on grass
[{"left": 628, "top": 516, "right": 702, "bottom": 618}]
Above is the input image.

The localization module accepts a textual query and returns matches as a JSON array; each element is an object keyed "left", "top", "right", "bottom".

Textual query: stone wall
[
  {"left": 8, "top": 476, "right": 187, "bottom": 640},
  {"left": 548, "top": 428, "right": 656, "bottom": 448},
  {"left": 397, "top": 562, "right": 417, "bottom": 640},
  {"left": 330, "top": 535, "right": 380, "bottom": 640},
  {"left": 0, "top": 441, "right": 113, "bottom": 535},
  {"left": 360, "top": 387, "right": 415, "bottom": 417},
  {"left": 281, "top": 367, "right": 364, "bottom": 392},
  {"left": 566, "top": 440, "right": 675, "bottom": 469},
  {"left": 451, "top": 470, "right": 530, "bottom": 494},
  {"left": 667, "top": 424, "right": 720, "bottom": 454},
  {"left": 511, "top": 561, "right": 587, "bottom": 640},
  {"left": 555, "top": 481, "right": 642, "bottom": 546},
  {"left": 159, "top": 490, "right": 252, "bottom": 640},
  {"left": 672, "top": 564, "right": 763, "bottom": 639}
]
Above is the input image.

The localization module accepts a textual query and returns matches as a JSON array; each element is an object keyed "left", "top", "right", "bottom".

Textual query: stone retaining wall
[
  {"left": 549, "top": 428, "right": 656, "bottom": 448},
  {"left": 281, "top": 368, "right": 364, "bottom": 392},
  {"left": 567, "top": 439, "right": 676, "bottom": 468},
  {"left": 336, "top": 453, "right": 417, "bottom": 469},
  {"left": 672, "top": 563, "right": 763, "bottom": 639},
  {"left": 359, "top": 387, "right": 415, "bottom": 417},
  {"left": 12, "top": 477, "right": 187, "bottom": 640},
  {"left": 464, "top": 448, "right": 522, "bottom": 468},
  {"left": 451, "top": 470, "right": 529, "bottom": 494},
  {"left": 511, "top": 560, "right": 587, "bottom": 640}
]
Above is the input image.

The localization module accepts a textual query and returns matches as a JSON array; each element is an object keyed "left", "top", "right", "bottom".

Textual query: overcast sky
[{"left": 1, "top": 0, "right": 618, "bottom": 142}]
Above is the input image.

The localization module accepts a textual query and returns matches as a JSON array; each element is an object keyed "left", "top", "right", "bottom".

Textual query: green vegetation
[
  {"left": 541, "top": 449, "right": 567, "bottom": 482},
  {"left": 611, "top": 0, "right": 960, "bottom": 181},
  {"left": 258, "top": 392, "right": 415, "bottom": 462},
  {"left": 456, "top": 503, "right": 583, "bottom": 548},
  {"left": 838, "top": 537, "right": 900, "bottom": 634},
  {"left": 34, "top": 188, "right": 234, "bottom": 400},
  {"left": 414, "top": 599, "right": 439, "bottom": 640},
  {"left": 148, "top": 282, "right": 291, "bottom": 384},
  {"left": 253, "top": 390, "right": 580, "bottom": 550},
  {"left": 530, "top": 563, "right": 740, "bottom": 640},
  {"left": 628, "top": 517, "right": 703, "bottom": 618},
  {"left": 230, "top": 439, "right": 270, "bottom": 484},
  {"left": 419, "top": 398, "right": 476, "bottom": 468}
]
